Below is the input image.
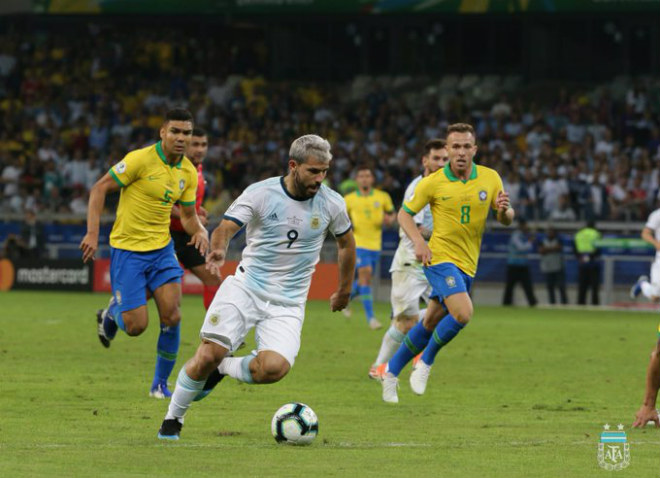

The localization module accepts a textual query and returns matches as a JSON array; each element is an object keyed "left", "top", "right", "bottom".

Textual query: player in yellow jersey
[
  {"left": 379, "top": 123, "right": 514, "bottom": 403},
  {"left": 80, "top": 108, "right": 209, "bottom": 399},
  {"left": 344, "top": 165, "right": 395, "bottom": 330}
]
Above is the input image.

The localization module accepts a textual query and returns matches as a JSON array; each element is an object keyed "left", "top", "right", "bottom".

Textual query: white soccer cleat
[
  {"left": 381, "top": 373, "right": 399, "bottom": 404},
  {"left": 368, "top": 318, "right": 383, "bottom": 330},
  {"left": 342, "top": 307, "right": 352, "bottom": 318},
  {"left": 409, "top": 359, "right": 432, "bottom": 395}
]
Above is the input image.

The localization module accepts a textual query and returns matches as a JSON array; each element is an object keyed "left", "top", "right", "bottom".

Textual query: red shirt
[{"left": 170, "top": 164, "right": 205, "bottom": 232}]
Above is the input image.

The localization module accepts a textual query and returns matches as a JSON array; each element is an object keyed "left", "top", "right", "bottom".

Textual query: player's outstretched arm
[
  {"left": 80, "top": 173, "right": 120, "bottom": 263},
  {"left": 181, "top": 204, "right": 209, "bottom": 255},
  {"left": 205, "top": 219, "right": 242, "bottom": 278},
  {"left": 495, "top": 191, "right": 515, "bottom": 226},
  {"left": 633, "top": 342, "right": 660, "bottom": 428},
  {"left": 330, "top": 230, "right": 356, "bottom": 312},
  {"left": 398, "top": 208, "right": 431, "bottom": 265}
]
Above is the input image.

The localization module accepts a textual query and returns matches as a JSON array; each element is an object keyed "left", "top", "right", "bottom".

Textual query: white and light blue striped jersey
[
  {"left": 224, "top": 176, "right": 352, "bottom": 305},
  {"left": 389, "top": 174, "right": 432, "bottom": 279}
]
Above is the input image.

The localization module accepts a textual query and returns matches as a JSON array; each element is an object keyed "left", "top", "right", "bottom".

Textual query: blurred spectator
[
  {"left": 502, "top": 219, "right": 538, "bottom": 307},
  {"left": 574, "top": 220, "right": 602, "bottom": 305},
  {"left": 549, "top": 195, "right": 577, "bottom": 221},
  {"left": 3, "top": 209, "right": 46, "bottom": 260},
  {"left": 538, "top": 227, "right": 568, "bottom": 305}
]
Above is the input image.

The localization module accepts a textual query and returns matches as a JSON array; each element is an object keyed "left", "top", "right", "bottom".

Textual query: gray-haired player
[{"left": 158, "top": 134, "right": 356, "bottom": 440}]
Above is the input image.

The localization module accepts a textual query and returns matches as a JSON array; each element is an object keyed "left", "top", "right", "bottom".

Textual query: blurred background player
[
  {"left": 538, "top": 226, "right": 568, "bottom": 305},
  {"left": 369, "top": 139, "right": 448, "bottom": 379},
  {"left": 574, "top": 220, "right": 602, "bottom": 305},
  {"left": 79, "top": 108, "right": 209, "bottom": 399},
  {"left": 169, "top": 127, "right": 221, "bottom": 310},
  {"left": 501, "top": 218, "right": 538, "bottom": 307},
  {"left": 379, "top": 123, "right": 514, "bottom": 403},
  {"left": 158, "top": 134, "right": 355, "bottom": 440},
  {"left": 344, "top": 164, "right": 396, "bottom": 330}
]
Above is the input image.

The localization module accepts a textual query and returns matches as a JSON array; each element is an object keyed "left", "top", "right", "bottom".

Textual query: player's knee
[
  {"left": 453, "top": 304, "right": 473, "bottom": 324},
  {"left": 160, "top": 308, "right": 181, "bottom": 327},
  {"left": 254, "top": 357, "right": 290, "bottom": 384},
  {"left": 394, "top": 315, "right": 416, "bottom": 334},
  {"left": 124, "top": 322, "right": 147, "bottom": 336}
]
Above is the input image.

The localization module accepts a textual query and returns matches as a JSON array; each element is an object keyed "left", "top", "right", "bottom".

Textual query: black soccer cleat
[
  {"left": 193, "top": 368, "right": 226, "bottom": 402},
  {"left": 158, "top": 418, "right": 183, "bottom": 441},
  {"left": 96, "top": 309, "right": 111, "bottom": 348}
]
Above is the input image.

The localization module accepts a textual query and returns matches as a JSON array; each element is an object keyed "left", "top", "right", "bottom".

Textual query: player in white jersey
[
  {"left": 369, "top": 139, "right": 448, "bottom": 379},
  {"left": 631, "top": 208, "right": 660, "bottom": 302},
  {"left": 631, "top": 208, "right": 660, "bottom": 427},
  {"left": 158, "top": 134, "right": 356, "bottom": 440}
]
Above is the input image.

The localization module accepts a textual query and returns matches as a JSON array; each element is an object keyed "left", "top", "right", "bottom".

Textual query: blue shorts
[
  {"left": 424, "top": 262, "right": 473, "bottom": 305},
  {"left": 110, "top": 241, "right": 182, "bottom": 313},
  {"left": 356, "top": 248, "right": 380, "bottom": 270}
]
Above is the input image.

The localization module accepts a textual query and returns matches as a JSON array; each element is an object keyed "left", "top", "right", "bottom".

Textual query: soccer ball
[{"left": 271, "top": 402, "right": 319, "bottom": 445}]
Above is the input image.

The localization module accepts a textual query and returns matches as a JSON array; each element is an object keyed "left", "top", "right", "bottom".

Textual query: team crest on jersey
[
  {"left": 179, "top": 179, "right": 185, "bottom": 190},
  {"left": 209, "top": 314, "right": 220, "bottom": 326},
  {"left": 445, "top": 276, "right": 456, "bottom": 288},
  {"left": 311, "top": 215, "right": 321, "bottom": 229},
  {"left": 115, "top": 161, "right": 126, "bottom": 174},
  {"left": 478, "top": 190, "right": 488, "bottom": 202},
  {"left": 374, "top": 201, "right": 381, "bottom": 208}
]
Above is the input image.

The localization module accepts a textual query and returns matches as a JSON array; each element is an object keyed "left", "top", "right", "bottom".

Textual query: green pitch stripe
[{"left": 157, "top": 350, "right": 177, "bottom": 361}]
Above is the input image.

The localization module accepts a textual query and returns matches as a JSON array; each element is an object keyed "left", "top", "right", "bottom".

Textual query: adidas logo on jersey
[{"left": 267, "top": 212, "right": 279, "bottom": 221}]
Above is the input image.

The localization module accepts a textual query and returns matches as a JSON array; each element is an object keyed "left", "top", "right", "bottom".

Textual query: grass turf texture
[{"left": 1, "top": 290, "right": 659, "bottom": 477}]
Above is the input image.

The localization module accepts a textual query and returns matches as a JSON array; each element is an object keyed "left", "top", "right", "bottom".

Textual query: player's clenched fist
[{"left": 80, "top": 233, "right": 98, "bottom": 263}]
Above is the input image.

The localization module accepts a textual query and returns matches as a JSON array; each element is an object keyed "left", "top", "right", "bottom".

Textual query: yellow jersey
[
  {"left": 109, "top": 142, "right": 198, "bottom": 251},
  {"left": 403, "top": 163, "right": 504, "bottom": 276},
  {"left": 344, "top": 188, "right": 394, "bottom": 251}
]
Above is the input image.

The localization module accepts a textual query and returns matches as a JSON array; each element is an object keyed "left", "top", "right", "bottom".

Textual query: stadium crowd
[{"left": 1, "top": 24, "right": 660, "bottom": 222}]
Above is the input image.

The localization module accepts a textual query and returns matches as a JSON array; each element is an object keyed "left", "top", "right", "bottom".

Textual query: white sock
[
  {"left": 165, "top": 367, "right": 205, "bottom": 420},
  {"left": 418, "top": 308, "right": 427, "bottom": 322},
  {"left": 641, "top": 281, "right": 660, "bottom": 300},
  {"left": 374, "top": 325, "right": 405, "bottom": 365},
  {"left": 217, "top": 355, "right": 255, "bottom": 383}
]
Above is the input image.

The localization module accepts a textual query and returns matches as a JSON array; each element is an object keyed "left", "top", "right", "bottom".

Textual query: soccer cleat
[
  {"left": 368, "top": 318, "right": 383, "bottom": 330},
  {"left": 630, "top": 275, "right": 648, "bottom": 299},
  {"left": 193, "top": 368, "right": 226, "bottom": 401},
  {"left": 381, "top": 372, "right": 399, "bottom": 404},
  {"left": 412, "top": 352, "right": 422, "bottom": 368},
  {"left": 150, "top": 380, "right": 172, "bottom": 399},
  {"left": 342, "top": 307, "right": 352, "bottom": 318},
  {"left": 96, "top": 309, "right": 111, "bottom": 348},
  {"left": 409, "top": 358, "right": 432, "bottom": 395},
  {"left": 368, "top": 364, "right": 382, "bottom": 380},
  {"left": 158, "top": 418, "right": 183, "bottom": 440}
]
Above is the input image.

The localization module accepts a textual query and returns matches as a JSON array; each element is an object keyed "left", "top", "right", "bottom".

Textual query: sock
[
  {"left": 418, "top": 308, "right": 427, "bottom": 322},
  {"left": 153, "top": 323, "right": 180, "bottom": 386},
  {"left": 641, "top": 281, "right": 660, "bottom": 299},
  {"left": 203, "top": 285, "right": 219, "bottom": 310},
  {"left": 104, "top": 298, "right": 122, "bottom": 336},
  {"left": 358, "top": 284, "right": 374, "bottom": 321},
  {"left": 387, "top": 321, "right": 433, "bottom": 376},
  {"left": 217, "top": 355, "right": 255, "bottom": 384},
  {"left": 421, "top": 315, "right": 465, "bottom": 366},
  {"left": 165, "top": 367, "right": 205, "bottom": 420},
  {"left": 374, "top": 325, "right": 405, "bottom": 365}
]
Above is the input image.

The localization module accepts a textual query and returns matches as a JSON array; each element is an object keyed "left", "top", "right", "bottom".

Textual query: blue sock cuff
[
  {"left": 176, "top": 367, "right": 205, "bottom": 391},
  {"left": 241, "top": 355, "right": 255, "bottom": 384}
]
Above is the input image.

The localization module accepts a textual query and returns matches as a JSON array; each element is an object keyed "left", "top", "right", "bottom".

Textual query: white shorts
[
  {"left": 200, "top": 275, "right": 305, "bottom": 366},
  {"left": 390, "top": 270, "right": 431, "bottom": 318},
  {"left": 651, "top": 260, "right": 660, "bottom": 285}
]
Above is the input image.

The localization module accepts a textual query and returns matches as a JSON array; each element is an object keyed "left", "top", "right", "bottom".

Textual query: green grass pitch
[{"left": 2, "top": 290, "right": 660, "bottom": 477}]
